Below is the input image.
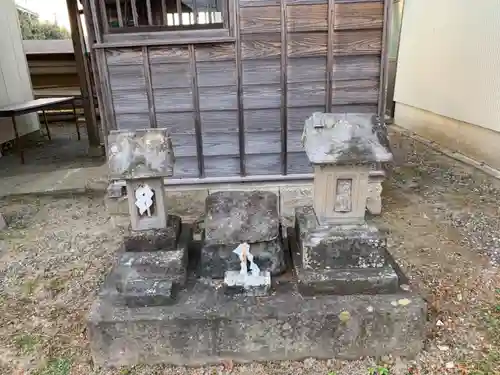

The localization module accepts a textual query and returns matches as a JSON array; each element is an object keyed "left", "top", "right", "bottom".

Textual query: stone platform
[
  {"left": 88, "top": 276, "right": 425, "bottom": 367},
  {"left": 88, "top": 227, "right": 426, "bottom": 367}
]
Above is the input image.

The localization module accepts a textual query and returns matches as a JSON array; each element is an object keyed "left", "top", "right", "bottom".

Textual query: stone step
[{"left": 88, "top": 278, "right": 426, "bottom": 367}]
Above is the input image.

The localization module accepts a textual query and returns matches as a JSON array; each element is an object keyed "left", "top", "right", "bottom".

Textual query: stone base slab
[
  {"left": 295, "top": 206, "right": 389, "bottom": 270},
  {"left": 123, "top": 215, "right": 181, "bottom": 252},
  {"left": 88, "top": 280, "right": 426, "bottom": 367},
  {"left": 117, "top": 248, "right": 188, "bottom": 286},
  {"left": 294, "top": 259, "right": 400, "bottom": 296},
  {"left": 123, "top": 279, "right": 174, "bottom": 308},
  {"left": 294, "top": 206, "right": 403, "bottom": 295}
]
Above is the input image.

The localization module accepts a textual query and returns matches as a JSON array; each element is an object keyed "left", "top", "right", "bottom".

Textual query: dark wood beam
[{"left": 66, "top": 0, "right": 102, "bottom": 150}]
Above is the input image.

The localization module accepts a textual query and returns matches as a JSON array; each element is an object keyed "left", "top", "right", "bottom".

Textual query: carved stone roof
[
  {"left": 301, "top": 112, "right": 393, "bottom": 165},
  {"left": 108, "top": 128, "right": 175, "bottom": 180}
]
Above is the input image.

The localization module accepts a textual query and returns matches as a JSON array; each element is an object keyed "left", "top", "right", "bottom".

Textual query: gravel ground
[{"left": 0, "top": 130, "right": 499, "bottom": 375}]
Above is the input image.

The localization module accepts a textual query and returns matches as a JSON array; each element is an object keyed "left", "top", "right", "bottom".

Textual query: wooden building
[{"left": 82, "top": 0, "right": 391, "bottom": 182}]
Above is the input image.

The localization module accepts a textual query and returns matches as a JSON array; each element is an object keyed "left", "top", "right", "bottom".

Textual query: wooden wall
[{"left": 101, "top": 0, "right": 385, "bottom": 178}]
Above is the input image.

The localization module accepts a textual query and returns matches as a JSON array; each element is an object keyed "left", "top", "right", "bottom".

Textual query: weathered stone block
[
  {"left": 294, "top": 259, "right": 399, "bottom": 296},
  {"left": 294, "top": 205, "right": 401, "bottom": 295},
  {"left": 166, "top": 189, "right": 208, "bottom": 221},
  {"left": 224, "top": 270, "right": 271, "bottom": 297},
  {"left": 105, "top": 194, "right": 129, "bottom": 216},
  {"left": 295, "top": 206, "right": 388, "bottom": 270},
  {"left": 123, "top": 279, "right": 174, "bottom": 308},
  {"left": 108, "top": 128, "right": 174, "bottom": 180},
  {"left": 204, "top": 190, "right": 280, "bottom": 243},
  {"left": 200, "top": 191, "right": 286, "bottom": 278},
  {"left": 279, "top": 184, "right": 313, "bottom": 231},
  {"left": 88, "top": 280, "right": 426, "bottom": 367},
  {"left": 367, "top": 178, "right": 383, "bottom": 215},
  {"left": 124, "top": 215, "right": 181, "bottom": 252},
  {"left": 117, "top": 248, "right": 187, "bottom": 286},
  {"left": 107, "top": 183, "right": 125, "bottom": 198},
  {"left": 200, "top": 237, "right": 285, "bottom": 278}
]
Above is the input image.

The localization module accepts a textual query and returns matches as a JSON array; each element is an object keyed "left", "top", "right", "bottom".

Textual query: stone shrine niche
[
  {"left": 107, "top": 128, "right": 174, "bottom": 232},
  {"left": 313, "top": 165, "right": 369, "bottom": 225}
]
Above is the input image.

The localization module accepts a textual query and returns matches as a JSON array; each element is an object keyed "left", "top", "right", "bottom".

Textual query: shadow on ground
[{"left": 0, "top": 122, "right": 104, "bottom": 178}]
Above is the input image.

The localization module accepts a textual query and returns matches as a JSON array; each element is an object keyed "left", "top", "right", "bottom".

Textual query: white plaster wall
[
  {"left": 394, "top": 0, "right": 500, "bottom": 133},
  {"left": 0, "top": 0, "right": 39, "bottom": 144}
]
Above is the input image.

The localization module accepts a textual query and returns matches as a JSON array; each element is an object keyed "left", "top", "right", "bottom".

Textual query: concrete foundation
[{"left": 88, "top": 277, "right": 425, "bottom": 367}]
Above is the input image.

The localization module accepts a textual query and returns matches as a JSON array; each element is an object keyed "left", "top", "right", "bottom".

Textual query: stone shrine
[
  {"left": 92, "top": 128, "right": 189, "bottom": 310},
  {"left": 88, "top": 120, "right": 425, "bottom": 368},
  {"left": 295, "top": 112, "right": 398, "bottom": 295}
]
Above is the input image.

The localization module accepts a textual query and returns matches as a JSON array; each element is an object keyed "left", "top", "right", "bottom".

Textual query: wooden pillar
[{"left": 66, "top": 0, "right": 101, "bottom": 151}]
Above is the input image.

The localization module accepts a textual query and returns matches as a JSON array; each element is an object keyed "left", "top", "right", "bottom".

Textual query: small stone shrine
[
  {"left": 295, "top": 112, "right": 398, "bottom": 295},
  {"left": 88, "top": 120, "right": 425, "bottom": 369},
  {"left": 91, "top": 128, "right": 188, "bottom": 311}
]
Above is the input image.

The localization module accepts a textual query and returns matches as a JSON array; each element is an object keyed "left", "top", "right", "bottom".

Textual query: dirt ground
[{"left": 0, "top": 131, "right": 499, "bottom": 375}]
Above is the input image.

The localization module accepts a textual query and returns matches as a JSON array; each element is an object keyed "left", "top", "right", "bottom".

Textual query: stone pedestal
[
  {"left": 294, "top": 206, "right": 400, "bottom": 295},
  {"left": 199, "top": 191, "right": 286, "bottom": 278},
  {"left": 123, "top": 215, "right": 181, "bottom": 252}
]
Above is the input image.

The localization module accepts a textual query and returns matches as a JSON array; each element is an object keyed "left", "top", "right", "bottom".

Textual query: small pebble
[
  {"left": 303, "top": 358, "right": 315, "bottom": 368},
  {"left": 381, "top": 355, "right": 391, "bottom": 364},
  {"left": 400, "top": 284, "right": 411, "bottom": 291},
  {"left": 445, "top": 361, "right": 454, "bottom": 369}
]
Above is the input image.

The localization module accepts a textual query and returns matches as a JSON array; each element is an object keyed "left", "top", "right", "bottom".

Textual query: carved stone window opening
[{"left": 334, "top": 179, "right": 353, "bottom": 213}]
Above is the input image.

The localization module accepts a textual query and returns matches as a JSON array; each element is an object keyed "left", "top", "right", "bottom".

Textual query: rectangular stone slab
[
  {"left": 301, "top": 112, "right": 393, "bottom": 166},
  {"left": 88, "top": 281, "right": 426, "bottom": 367},
  {"left": 117, "top": 248, "right": 187, "bottom": 286},
  {"left": 124, "top": 215, "right": 181, "bottom": 252},
  {"left": 123, "top": 279, "right": 174, "bottom": 308},
  {"left": 204, "top": 190, "right": 280, "bottom": 243},
  {"left": 293, "top": 252, "right": 399, "bottom": 295}
]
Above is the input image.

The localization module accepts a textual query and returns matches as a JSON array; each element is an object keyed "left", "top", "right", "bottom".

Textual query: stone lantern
[
  {"left": 295, "top": 112, "right": 397, "bottom": 295},
  {"left": 108, "top": 129, "right": 174, "bottom": 231},
  {"left": 302, "top": 112, "right": 393, "bottom": 225}
]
